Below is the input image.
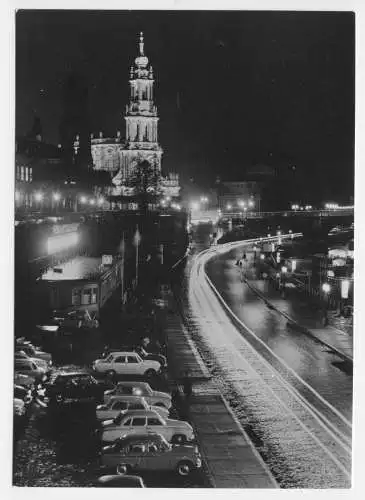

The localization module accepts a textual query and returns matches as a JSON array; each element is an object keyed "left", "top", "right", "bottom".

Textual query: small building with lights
[{"left": 38, "top": 255, "right": 122, "bottom": 318}]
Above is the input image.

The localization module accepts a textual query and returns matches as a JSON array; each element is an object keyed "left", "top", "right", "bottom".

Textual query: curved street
[{"left": 180, "top": 228, "right": 352, "bottom": 488}]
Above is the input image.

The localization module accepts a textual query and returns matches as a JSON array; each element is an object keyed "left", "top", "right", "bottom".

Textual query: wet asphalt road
[{"left": 180, "top": 224, "right": 352, "bottom": 487}]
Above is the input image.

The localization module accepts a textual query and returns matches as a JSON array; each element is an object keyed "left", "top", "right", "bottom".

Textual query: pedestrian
[{"left": 182, "top": 370, "right": 193, "bottom": 399}]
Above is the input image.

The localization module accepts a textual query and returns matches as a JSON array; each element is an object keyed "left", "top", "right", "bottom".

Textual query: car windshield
[{"left": 14, "top": 387, "right": 26, "bottom": 399}]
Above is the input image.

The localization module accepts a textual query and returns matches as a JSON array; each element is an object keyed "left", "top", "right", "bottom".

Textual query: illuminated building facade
[{"left": 77, "top": 32, "right": 180, "bottom": 201}]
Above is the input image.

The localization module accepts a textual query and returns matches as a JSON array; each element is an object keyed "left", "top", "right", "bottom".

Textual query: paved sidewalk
[
  {"left": 164, "top": 289, "right": 278, "bottom": 489},
  {"left": 242, "top": 272, "right": 353, "bottom": 363}
]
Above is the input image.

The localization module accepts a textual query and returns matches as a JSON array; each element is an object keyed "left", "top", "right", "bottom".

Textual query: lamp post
[
  {"left": 322, "top": 283, "right": 331, "bottom": 326},
  {"left": 340, "top": 279, "right": 350, "bottom": 316},
  {"left": 281, "top": 266, "right": 287, "bottom": 297}
]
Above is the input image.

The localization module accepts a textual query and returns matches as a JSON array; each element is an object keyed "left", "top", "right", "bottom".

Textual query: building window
[
  {"left": 72, "top": 288, "right": 81, "bottom": 306},
  {"left": 20, "top": 166, "right": 25, "bottom": 181},
  {"left": 91, "top": 287, "right": 98, "bottom": 304},
  {"left": 29, "top": 167, "right": 33, "bottom": 182},
  {"left": 81, "top": 288, "right": 92, "bottom": 305},
  {"left": 25, "top": 167, "right": 29, "bottom": 182}
]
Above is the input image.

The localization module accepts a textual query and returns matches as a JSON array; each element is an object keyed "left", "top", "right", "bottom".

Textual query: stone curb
[{"left": 242, "top": 277, "right": 353, "bottom": 364}]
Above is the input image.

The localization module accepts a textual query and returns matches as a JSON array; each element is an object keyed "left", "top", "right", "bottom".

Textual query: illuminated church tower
[{"left": 114, "top": 32, "right": 162, "bottom": 186}]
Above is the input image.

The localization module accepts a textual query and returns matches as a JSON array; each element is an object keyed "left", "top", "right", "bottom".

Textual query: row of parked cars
[
  {"left": 14, "top": 337, "right": 54, "bottom": 427},
  {"left": 13, "top": 338, "right": 203, "bottom": 485}
]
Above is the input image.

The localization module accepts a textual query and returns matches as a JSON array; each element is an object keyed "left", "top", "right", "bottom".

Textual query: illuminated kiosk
[{"left": 39, "top": 225, "right": 122, "bottom": 319}]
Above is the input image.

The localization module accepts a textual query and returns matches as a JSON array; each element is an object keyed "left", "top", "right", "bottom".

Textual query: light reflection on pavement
[{"left": 181, "top": 226, "right": 352, "bottom": 487}]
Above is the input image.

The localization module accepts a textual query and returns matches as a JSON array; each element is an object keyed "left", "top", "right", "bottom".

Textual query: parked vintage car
[
  {"left": 104, "top": 381, "right": 171, "bottom": 409},
  {"left": 93, "top": 352, "right": 161, "bottom": 378},
  {"left": 45, "top": 371, "right": 107, "bottom": 405},
  {"left": 15, "top": 341, "right": 52, "bottom": 365},
  {"left": 101, "top": 433, "right": 202, "bottom": 477},
  {"left": 14, "top": 384, "right": 33, "bottom": 407},
  {"left": 96, "top": 395, "right": 169, "bottom": 420},
  {"left": 14, "top": 372, "right": 36, "bottom": 391},
  {"left": 15, "top": 359, "right": 48, "bottom": 382},
  {"left": 100, "top": 409, "right": 195, "bottom": 444},
  {"left": 13, "top": 397, "right": 27, "bottom": 418},
  {"left": 101, "top": 347, "right": 167, "bottom": 369},
  {"left": 15, "top": 351, "right": 50, "bottom": 372},
  {"left": 96, "top": 474, "right": 145, "bottom": 488}
]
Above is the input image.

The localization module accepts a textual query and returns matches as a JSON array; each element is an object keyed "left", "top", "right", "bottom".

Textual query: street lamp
[
  {"left": 34, "top": 191, "right": 44, "bottom": 202},
  {"left": 80, "top": 196, "right": 87, "bottom": 204}
]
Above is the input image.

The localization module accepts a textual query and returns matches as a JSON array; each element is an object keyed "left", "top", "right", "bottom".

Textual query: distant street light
[
  {"left": 260, "top": 254, "right": 265, "bottom": 260},
  {"left": 89, "top": 199, "right": 95, "bottom": 206},
  {"left": 80, "top": 196, "right": 87, "bottom": 204},
  {"left": 248, "top": 200, "right": 254, "bottom": 207},
  {"left": 98, "top": 197, "right": 105, "bottom": 206},
  {"left": 53, "top": 192, "right": 61, "bottom": 201},
  {"left": 281, "top": 266, "right": 287, "bottom": 274},
  {"left": 191, "top": 202, "right": 200, "bottom": 210},
  {"left": 291, "top": 259, "right": 297, "bottom": 272},
  {"left": 243, "top": 207, "right": 247, "bottom": 212},
  {"left": 226, "top": 204, "right": 232, "bottom": 210},
  {"left": 34, "top": 191, "right": 44, "bottom": 202},
  {"left": 322, "top": 283, "right": 331, "bottom": 294}
]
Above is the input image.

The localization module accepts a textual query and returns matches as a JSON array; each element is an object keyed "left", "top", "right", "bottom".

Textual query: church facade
[{"left": 74, "top": 33, "right": 180, "bottom": 200}]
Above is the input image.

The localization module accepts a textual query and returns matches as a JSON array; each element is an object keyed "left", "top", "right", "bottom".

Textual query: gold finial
[{"left": 139, "top": 32, "right": 144, "bottom": 56}]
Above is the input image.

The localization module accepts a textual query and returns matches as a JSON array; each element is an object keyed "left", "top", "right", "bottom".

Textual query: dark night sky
[{"left": 16, "top": 10, "right": 354, "bottom": 201}]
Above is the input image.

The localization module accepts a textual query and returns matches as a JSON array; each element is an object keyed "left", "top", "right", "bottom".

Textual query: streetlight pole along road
[{"left": 185, "top": 235, "right": 351, "bottom": 488}]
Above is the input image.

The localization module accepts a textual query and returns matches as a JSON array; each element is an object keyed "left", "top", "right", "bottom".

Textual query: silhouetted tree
[{"left": 128, "top": 159, "right": 161, "bottom": 213}]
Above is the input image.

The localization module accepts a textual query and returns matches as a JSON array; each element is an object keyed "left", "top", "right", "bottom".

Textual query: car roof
[
  {"left": 53, "top": 370, "right": 91, "bottom": 378},
  {"left": 112, "top": 432, "right": 167, "bottom": 445},
  {"left": 97, "top": 475, "right": 144, "bottom": 487},
  {"left": 109, "top": 395, "right": 146, "bottom": 402},
  {"left": 115, "top": 381, "right": 149, "bottom": 388},
  {"left": 120, "top": 409, "right": 160, "bottom": 417},
  {"left": 105, "top": 352, "right": 140, "bottom": 356}
]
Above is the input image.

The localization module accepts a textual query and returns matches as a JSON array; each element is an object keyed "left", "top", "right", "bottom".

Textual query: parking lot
[{"left": 13, "top": 288, "right": 210, "bottom": 488}]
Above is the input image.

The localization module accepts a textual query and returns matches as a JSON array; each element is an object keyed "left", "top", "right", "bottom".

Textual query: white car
[
  {"left": 14, "top": 398, "right": 26, "bottom": 417},
  {"left": 100, "top": 409, "right": 195, "bottom": 444},
  {"left": 93, "top": 352, "right": 161, "bottom": 378},
  {"left": 104, "top": 381, "right": 172, "bottom": 409},
  {"left": 96, "top": 395, "right": 169, "bottom": 420},
  {"left": 15, "top": 351, "right": 50, "bottom": 371}
]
